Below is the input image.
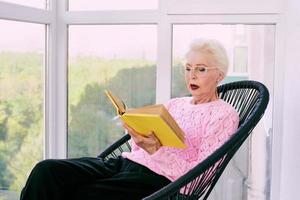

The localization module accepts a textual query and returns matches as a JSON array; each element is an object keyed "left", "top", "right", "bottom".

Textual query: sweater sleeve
[
  {"left": 128, "top": 138, "right": 140, "bottom": 151},
  {"left": 149, "top": 109, "right": 239, "bottom": 181}
]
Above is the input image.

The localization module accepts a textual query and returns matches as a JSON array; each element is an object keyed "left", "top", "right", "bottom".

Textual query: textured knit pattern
[{"left": 122, "top": 97, "right": 239, "bottom": 182}]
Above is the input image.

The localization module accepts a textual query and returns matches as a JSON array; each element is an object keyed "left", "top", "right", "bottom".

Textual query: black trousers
[{"left": 20, "top": 156, "right": 171, "bottom": 200}]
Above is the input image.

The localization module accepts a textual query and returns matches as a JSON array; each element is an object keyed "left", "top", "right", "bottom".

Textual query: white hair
[{"left": 185, "top": 39, "right": 229, "bottom": 76}]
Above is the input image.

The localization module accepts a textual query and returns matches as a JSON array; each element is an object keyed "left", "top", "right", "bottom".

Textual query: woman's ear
[{"left": 217, "top": 71, "right": 225, "bottom": 83}]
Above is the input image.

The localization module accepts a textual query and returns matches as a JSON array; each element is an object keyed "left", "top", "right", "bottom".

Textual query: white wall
[{"left": 280, "top": 0, "right": 300, "bottom": 199}]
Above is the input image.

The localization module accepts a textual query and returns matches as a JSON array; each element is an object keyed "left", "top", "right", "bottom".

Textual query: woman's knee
[{"left": 31, "top": 159, "right": 60, "bottom": 178}]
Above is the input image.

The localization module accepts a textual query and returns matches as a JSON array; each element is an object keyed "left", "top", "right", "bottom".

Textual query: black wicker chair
[{"left": 98, "top": 80, "right": 269, "bottom": 200}]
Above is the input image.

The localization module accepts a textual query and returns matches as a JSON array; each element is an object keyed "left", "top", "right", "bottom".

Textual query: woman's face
[{"left": 184, "top": 51, "right": 224, "bottom": 97}]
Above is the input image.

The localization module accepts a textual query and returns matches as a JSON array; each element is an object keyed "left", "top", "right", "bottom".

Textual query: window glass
[
  {"left": 233, "top": 46, "right": 248, "bottom": 73},
  {"left": 68, "top": 25, "right": 157, "bottom": 158},
  {"left": 0, "top": 19, "right": 45, "bottom": 200},
  {"left": 68, "top": 0, "right": 158, "bottom": 11},
  {"left": 172, "top": 24, "right": 275, "bottom": 200},
  {"left": 1, "top": 0, "right": 47, "bottom": 9}
]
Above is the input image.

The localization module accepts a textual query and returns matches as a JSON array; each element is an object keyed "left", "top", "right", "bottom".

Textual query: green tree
[
  {"left": 68, "top": 65, "right": 156, "bottom": 157},
  {"left": 171, "top": 61, "right": 189, "bottom": 97},
  {"left": 7, "top": 121, "right": 42, "bottom": 191},
  {"left": 68, "top": 83, "right": 121, "bottom": 158},
  {"left": 0, "top": 52, "right": 43, "bottom": 196}
]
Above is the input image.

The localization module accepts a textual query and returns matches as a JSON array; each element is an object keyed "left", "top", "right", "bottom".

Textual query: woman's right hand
[{"left": 122, "top": 122, "right": 161, "bottom": 155}]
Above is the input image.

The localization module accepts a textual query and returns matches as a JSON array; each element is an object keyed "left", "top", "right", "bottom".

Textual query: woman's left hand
[{"left": 122, "top": 123, "right": 162, "bottom": 155}]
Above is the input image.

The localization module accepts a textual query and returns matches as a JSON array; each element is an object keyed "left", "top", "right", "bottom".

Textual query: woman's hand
[{"left": 122, "top": 123, "right": 162, "bottom": 155}]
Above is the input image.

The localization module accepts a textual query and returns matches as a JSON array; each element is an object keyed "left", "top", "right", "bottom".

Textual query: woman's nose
[{"left": 189, "top": 70, "right": 197, "bottom": 79}]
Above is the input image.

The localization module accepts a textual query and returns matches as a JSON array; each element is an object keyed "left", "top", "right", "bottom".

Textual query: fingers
[
  {"left": 122, "top": 123, "right": 161, "bottom": 153},
  {"left": 122, "top": 123, "right": 139, "bottom": 137},
  {"left": 148, "top": 131, "right": 162, "bottom": 147},
  {"left": 148, "top": 131, "right": 159, "bottom": 141},
  {"left": 122, "top": 123, "right": 144, "bottom": 145}
]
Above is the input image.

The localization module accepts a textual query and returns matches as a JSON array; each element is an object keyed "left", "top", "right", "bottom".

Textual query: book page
[{"left": 104, "top": 90, "right": 126, "bottom": 115}]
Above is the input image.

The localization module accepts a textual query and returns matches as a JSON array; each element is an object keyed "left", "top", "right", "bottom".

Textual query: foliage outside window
[
  {"left": 67, "top": 25, "right": 157, "bottom": 158},
  {"left": 0, "top": 20, "right": 45, "bottom": 200}
]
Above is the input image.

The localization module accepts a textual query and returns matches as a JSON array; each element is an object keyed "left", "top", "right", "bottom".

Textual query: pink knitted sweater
[{"left": 122, "top": 97, "right": 239, "bottom": 181}]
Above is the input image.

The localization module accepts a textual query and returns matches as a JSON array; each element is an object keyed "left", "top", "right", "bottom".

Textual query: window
[
  {"left": 233, "top": 46, "right": 248, "bottom": 73},
  {"left": 171, "top": 24, "right": 275, "bottom": 199},
  {"left": 0, "top": 19, "right": 45, "bottom": 199},
  {"left": 67, "top": 25, "right": 157, "bottom": 158},
  {"left": 0, "top": 1, "right": 280, "bottom": 200},
  {"left": 68, "top": 0, "right": 158, "bottom": 11},
  {"left": 0, "top": 0, "right": 47, "bottom": 9}
]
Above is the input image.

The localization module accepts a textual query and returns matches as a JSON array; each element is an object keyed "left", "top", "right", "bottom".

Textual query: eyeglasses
[{"left": 184, "top": 65, "right": 218, "bottom": 77}]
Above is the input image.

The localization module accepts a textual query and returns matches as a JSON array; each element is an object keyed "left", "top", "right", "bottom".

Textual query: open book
[{"left": 105, "top": 89, "right": 186, "bottom": 148}]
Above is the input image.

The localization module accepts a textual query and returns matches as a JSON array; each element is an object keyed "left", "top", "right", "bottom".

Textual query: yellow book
[{"left": 104, "top": 89, "right": 186, "bottom": 148}]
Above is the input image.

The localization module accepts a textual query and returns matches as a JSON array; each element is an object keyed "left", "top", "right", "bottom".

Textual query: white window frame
[
  {"left": 0, "top": 1, "right": 285, "bottom": 200},
  {"left": 0, "top": 0, "right": 54, "bottom": 159}
]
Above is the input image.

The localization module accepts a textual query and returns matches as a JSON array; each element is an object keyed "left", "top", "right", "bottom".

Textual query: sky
[
  {"left": 0, "top": 18, "right": 235, "bottom": 61},
  {"left": 0, "top": 1, "right": 244, "bottom": 61}
]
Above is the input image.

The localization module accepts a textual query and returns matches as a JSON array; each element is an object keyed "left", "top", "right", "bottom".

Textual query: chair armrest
[
  {"left": 143, "top": 154, "right": 222, "bottom": 200},
  {"left": 97, "top": 134, "right": 131, "bottom": 159}
]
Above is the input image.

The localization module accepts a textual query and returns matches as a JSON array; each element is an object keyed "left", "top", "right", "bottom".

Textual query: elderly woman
[{"left": 21, "top": 39, "right": 239, "bottom": 200}]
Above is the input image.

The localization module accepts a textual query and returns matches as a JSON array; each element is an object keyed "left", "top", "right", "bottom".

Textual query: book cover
[{"left": 104, "top": 89, "right": 186, "bottom": 148}]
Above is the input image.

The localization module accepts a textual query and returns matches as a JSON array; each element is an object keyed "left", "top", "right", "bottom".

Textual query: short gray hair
[{"left": 185, "top": 39, "right": 229, "bottom": 75}]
